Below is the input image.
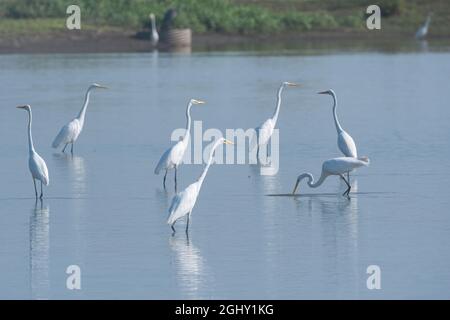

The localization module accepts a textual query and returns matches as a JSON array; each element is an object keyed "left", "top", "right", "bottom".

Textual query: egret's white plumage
[
  {"left": 155, "top": 99, "right": 205, "bottom": 190},
  {"left": 256, "top": 82, "right": 298, "bottom": 154},
  {"left": 167, "top": 138, "right": 233, "bottom": 234},
  {"left": 18, "top": 105, "right": 49, "bottom": 199},
  {"left": 52, "top": 83, "right": 108, "bottom": 153},
  {"left": 149, "top": 13, "right": 159, "bottom": 46},
  {"left": 416, "top": 14, "right": 432, "bottom": 40},
  {"left": 292, "top": 156, "right": 369, "bottom": 197}
]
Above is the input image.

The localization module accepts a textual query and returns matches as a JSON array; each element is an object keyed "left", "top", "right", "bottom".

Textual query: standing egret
[
  {"left": 155, "top": 99, "right": 205, "bottom": 191},
  {"left": 256, "top": 82, "right": 299, "bottom": 160},
  {"left": 17, "top": 105, "right": 49, "bottom": 199},
  {"left": 292, "top": 157, "right": 369, "bottom": 197},
  {"left": 318, "top": 89, "right": 357, "bottom": 180},
  {"left": 167, "top": 138, "right": 234, "bottom": 234},
  {"left": 52, "top": 83, "right": 108, "bottom": 154},
  {"left": 149, "top": 13, "right": 159, "bottom": 46},
  {"left": 416, "top": 13, "right": 432, "bottom": 40}
]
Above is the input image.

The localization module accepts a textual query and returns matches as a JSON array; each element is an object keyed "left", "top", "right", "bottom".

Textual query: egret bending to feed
[
  {"left": 155, "top": 99, "right": 206, "bottom": 191},
  {"left": 17, "top": 105, "right": 49, "bottom": 199},
  {"left": 167, "top": 138, "right": 234, "bottom": 234},
  {"left": 52, "top": 83, "right": 108, "bottom": 154},
  {"left": 149, "top": 13, "right": 159, "bottom": 46},
  {"left": 318, "top": 89, "right": 357, "bottom": 180},
  {"left": 416, "top": 13, "right": 432, "bottom": 40},
  {"left": 292, "top": 157, "right": 369, "bottom": 197},
  {"left": 256, "top": 82, "right": 299, "bottom": 159}
]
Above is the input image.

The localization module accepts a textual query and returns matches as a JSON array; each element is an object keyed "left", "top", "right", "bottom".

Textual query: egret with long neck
[
  {"left": 17, "top": 105, "right": 49, "bottom": 199},
  {"left": 154, "top": 99, "right": 205, "bottom": 191},
  {"left": 256, "top": 82, "right": 299, "bottom": 160},
  {"left": 318, "top": 89, "right": 358, "bottom": 180},
  {"left": 416, "top": 13, "right": 432, "bottom": 40},
  {"left": 149, "top": 13, "right": 159, "bottom": 46},
  {"left": 292, "top": 157, "right": 369, "bottom": 197},
  {"left": 167, "top": 138, "right": 234, "bottom": 234},
  {"left": 52, "top": 83, "right": 108, "bottom": 154}
]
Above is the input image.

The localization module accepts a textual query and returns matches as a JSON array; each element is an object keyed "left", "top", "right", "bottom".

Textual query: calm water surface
[{"left": 0, "top": 43, "right": 450, "bottom": 299}]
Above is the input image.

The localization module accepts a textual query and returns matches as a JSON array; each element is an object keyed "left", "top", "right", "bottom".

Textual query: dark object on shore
[{"left": 160, "top": 9, "right": 178, "bottom": 37}]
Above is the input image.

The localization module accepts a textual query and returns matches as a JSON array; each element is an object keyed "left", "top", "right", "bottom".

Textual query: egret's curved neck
[
  {"left": 425, "top": 16, "right": 431, "bottom": 28},
  {"left": 26, "top": 109, "right": 35, "bottom": 153},
  {"left": 297, "top": 171, "right": 328, "bottom": 190},
  {"left": 184, "top": 102, "right": 193, "bottom": 141},
  {"left": 77, "top": 87, "right": 93, "bottom": 127},
  {"left": 271, "top": 85, "right": 284, "bottom": 124},
  {"left": 198, "top": 140, "right": 222, "bottom": 186},
  {"left": 151, "top": 16, "right": 157, "bottom": 32},
  {"left": 331, "top": 92, "right": 343, "bottom": 133}
]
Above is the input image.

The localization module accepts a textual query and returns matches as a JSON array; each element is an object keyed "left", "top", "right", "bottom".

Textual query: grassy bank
[{"left": 0, "top": 0, "right": 449, "bottom": 36}]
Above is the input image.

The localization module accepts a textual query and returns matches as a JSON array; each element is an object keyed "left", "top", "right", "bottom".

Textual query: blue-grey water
[{"left": 1, "top": 43, "right": 450, "bottom": 299}]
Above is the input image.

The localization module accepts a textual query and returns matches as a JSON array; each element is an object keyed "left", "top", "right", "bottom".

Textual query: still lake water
[{"left": 1, "top": 41, "right": 450, "bottom": 299}]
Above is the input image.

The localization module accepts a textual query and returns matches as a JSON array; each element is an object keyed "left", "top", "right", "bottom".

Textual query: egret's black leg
[
  {"left": 347, "top": 172, "right": 350, "bottom": 183},
  {"left": 185, "top": 213, "right": 191, "bottom": 234},
  {"left": 171, "top": 222, "right": 176, "bottom": 235},
  {"left": 62, "top": 144, "right": 68, "bottom": 153},
  {"left": 174, "top": 167, "right": 178, "bottom": 192},
  {"left": 163, "top": 170, "right": 168, "bottom": 189},
  {"left": 40, "top": 181, "right": 43, "bottom": 200},
  {"left": 256, "top": 146, "right": 260, "bottom": 164},
  {"left": 340, "top": 175, "right": 351, "bottom": 197},
  {"left": 71, "top": 143, "right": 74, "bottom": 154},
  {"left": 33, "top": 179, "right": 38, "bottom": 199}
]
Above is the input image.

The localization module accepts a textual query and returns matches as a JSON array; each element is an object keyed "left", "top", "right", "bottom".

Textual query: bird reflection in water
[
  {"left": 29, "top": 200, "right": 50, "bottom": 300},
  {"left": 169, "top": 235, "right": 213, "bottom": 299},
  {"left": 53, "top": 153, "right": 87, "bottom": 197}
]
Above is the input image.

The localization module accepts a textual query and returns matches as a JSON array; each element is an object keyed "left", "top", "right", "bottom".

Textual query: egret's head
[
  {"left": 190, "top": 99, "right": 206, "bottom": 105},
  {"left": 223, "top": 139, "right": 234, "bottom": 145},
  {"left": 90, "top": 83, "right": 109, "bottom": 90},
  {"left": 283, "top": 82, "right": 299, "bottom": 88},
  {"left": 16, "top": 105, "right": 31, "bottom": 111},
  {"left": 318, "top": 89, "right": 335, "bottom": 96},
  {"left": 149, "top": 13, "right": 156, "bottom": 20}
]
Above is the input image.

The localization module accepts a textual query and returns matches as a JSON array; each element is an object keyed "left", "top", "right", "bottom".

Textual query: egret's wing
[
  {"left": 35, "top": 153, "right": 50, "bottom": 186},
  {"left": 338, "top": 131, "right": 357, "bottom": 158},
  {"left": 258, "top": 119, "right": 274, "bottom": 146},
  {"left": 52, "top": 120, "right": 77, "bottom": 148},
  {"left": 167, "top": 183, "right": 199, "bottom": 225},
  {"left": 154, "top": 147, "right": 172, "bottom": 174}
]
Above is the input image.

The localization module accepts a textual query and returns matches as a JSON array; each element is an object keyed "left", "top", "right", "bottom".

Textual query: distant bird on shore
[
  {"left": 292, "top": 157, "right": 369, "bottom": 198},
  {"left": 52, "top": 83, "right": 108, "bottom": 154},
  {"left": 416, "top": 13, "right": 432, "bottom": 40},
  {"left": 149, "top": 13, "right": 159, "bottom": 46},
  {"left": 155, "top": 99, "right": 205, "bottom": 191},
  {"left": 318, "top": 89, "right": 358, "bottom": 180},
  {"left": 167, "top": 138, "right": 234, "bottom": 234},
  {"left": 256, "top": 82, "right": 299, "bottom": 160},
  {"left": 17, "top": 105, "right": 49, "bottom": 199}
]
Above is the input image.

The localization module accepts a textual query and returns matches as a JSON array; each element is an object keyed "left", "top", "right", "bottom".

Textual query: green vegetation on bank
[{"left": 0, "top": 0, "right": 449, "bottom": 36}]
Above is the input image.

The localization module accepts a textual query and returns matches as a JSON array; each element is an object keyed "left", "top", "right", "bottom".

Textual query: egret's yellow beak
[
  {"left": 192, "top": 99, "right": 206, "bottom": 105},
  {"left": 224, "top": 139, "right": 234, "bottom": 145},
  {"left": 98, "top": 85, "right": 109, "bottom": 89},
  {"left": 286, "top": 82, "right": 300, "bottom": 87}
]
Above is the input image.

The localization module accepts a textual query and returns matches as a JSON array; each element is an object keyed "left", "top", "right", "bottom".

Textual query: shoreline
[{"left": 1, "top": 29, "right": 450, "bottom": 54}]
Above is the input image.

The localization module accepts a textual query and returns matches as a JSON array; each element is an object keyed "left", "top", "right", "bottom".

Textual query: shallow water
[{"left": 1, "top": 42, "right": 450, "bottom": 299}]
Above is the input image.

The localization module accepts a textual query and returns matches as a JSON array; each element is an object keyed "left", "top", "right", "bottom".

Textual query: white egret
[
  {"left": 416, "top": 13, "right": 432, "bottom": 40},
  {"left": 292, "top": 156, "right": 369, "bottom": 197},
  {"left": 52, "top": 83, "right": 108, "bottom": 154},
  {"left": 318, "top": 89, "right": 357, "bottom": 180},
  {"left": 167, "top": 138, "right": 234, "bottom": 234},
  {"left": 155, "top": 99, "right": 205, "bottom": 191},
  {"left": 256, "top": 82, "right": 299, "bottom": 159},
  {"left": 149, "top": 13, "right": 159, "bottom": 46},
  {"left": 17, "top": 105, "right": 49, "bottom": 199}
]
